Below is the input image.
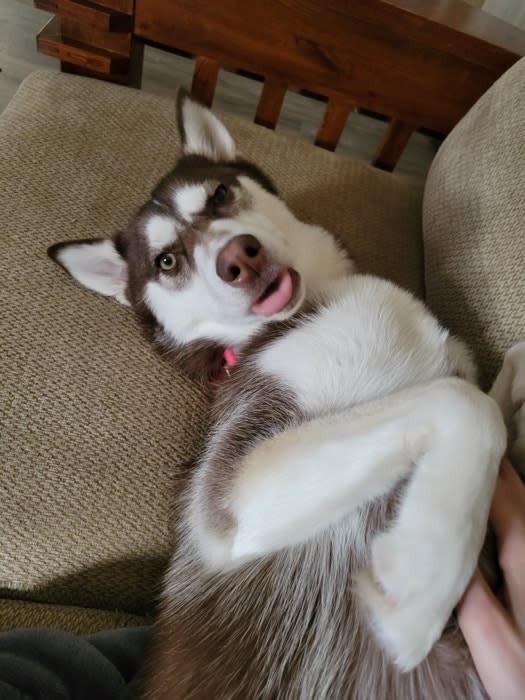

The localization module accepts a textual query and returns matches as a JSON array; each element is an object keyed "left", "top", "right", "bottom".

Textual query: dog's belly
[
  {"left": 257, "top": 274, "right": 453, "bottom": 416},
  {"left": 148, "top": 498, "right": 485, "bottom": 700}
]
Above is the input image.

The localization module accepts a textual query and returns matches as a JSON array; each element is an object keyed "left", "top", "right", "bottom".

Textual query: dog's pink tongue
[{"left": 252, "top": 269, "right": 294, "bottom": 316}]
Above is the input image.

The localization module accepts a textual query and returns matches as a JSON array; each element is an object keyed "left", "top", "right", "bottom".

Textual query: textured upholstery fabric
[
  {"left": 423, "top": 57, "right": 525, "bottom": 388},
  {"left": 0, "top": 71, "right": 424, "bottom": 615},
  {"left": 0, "top": 600, "right": 148, "bottom": 634}
]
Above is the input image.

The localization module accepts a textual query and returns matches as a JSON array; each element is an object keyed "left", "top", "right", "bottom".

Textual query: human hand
[{"left": 457, "top": 457, "right": 525, "bottom": 700}]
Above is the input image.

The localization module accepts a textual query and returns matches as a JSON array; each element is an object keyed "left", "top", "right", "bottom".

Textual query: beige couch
[{"left": 1, "top": 59, "right": 524, "bottom": 632}]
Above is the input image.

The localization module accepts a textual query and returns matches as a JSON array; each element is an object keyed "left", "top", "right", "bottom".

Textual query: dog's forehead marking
[
  {"left": 145, "top": 215, "right": 177, "bottom": 249},
  {"left": 174, "top": 184, "right": 208, "bottom": 221}
]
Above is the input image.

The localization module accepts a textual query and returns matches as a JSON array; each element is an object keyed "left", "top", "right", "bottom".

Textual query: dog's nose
[{"left": 216, "top": 234, "right": 266, "bottom": 286}]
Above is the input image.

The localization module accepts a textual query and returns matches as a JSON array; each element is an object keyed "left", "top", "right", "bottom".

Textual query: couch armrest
[{"left": 422, "top": 56, "right": 525, "bottom": 386}]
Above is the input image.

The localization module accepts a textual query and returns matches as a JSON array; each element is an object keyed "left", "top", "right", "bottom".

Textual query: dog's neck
[{"left": 159, "top": 294, "right": 324, "bottom": 385}]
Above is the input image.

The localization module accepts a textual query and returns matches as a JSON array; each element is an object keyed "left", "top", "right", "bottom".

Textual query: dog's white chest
[{"left": 256, "top": 275, "right": 451, "bottom": 416}]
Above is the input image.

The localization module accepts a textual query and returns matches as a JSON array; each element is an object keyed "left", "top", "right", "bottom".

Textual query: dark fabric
[{"left": 0, "top": 626, "right": 150, "bottom": 699}]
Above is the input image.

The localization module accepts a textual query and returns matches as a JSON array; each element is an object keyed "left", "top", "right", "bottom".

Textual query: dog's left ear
[
  {"left": 47, "top": 238, "right": 130, "bottom": 306},
  {"left": 177, "top": 89, "right": 236, "bottom": 162}
]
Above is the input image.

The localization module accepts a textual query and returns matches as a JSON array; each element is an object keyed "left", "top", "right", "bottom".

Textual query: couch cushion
[
  {"left": 0, "top": 70, "right": 423, "bottom": 613},
  {"left": 423, "top": 57, "right": 525, "bottom": 387},
  {"left": 0, "top": 600, "right": 149, "bottom": 634}
]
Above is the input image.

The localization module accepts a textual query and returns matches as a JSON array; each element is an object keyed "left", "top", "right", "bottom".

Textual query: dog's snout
[{"left": 216, "top": 234, "right": 266, "bottom": 286}]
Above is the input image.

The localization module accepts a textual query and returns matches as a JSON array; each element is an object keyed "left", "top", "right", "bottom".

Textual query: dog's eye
[
  {"left": 156, "top": 253, "right": 176, "bottom": 271},
  {"left": 213, "top": 184, "right": 228, "bottom": 205}
]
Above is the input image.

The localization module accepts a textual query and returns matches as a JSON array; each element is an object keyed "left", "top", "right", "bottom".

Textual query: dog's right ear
[
  {"left": 176, "top": 88, "right": 236, "bottom": 162},
  {"left": 47, "top": 238, "right": 129, "bottom": 306}
]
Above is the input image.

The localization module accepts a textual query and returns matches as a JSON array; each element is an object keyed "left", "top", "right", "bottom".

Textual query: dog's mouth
[{"left": 251, "top": 268, "right": 301, "bottom": 317}]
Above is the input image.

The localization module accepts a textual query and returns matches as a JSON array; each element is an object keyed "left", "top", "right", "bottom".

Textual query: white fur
[
  {"left": 145, "top": 215, "right": 177, "bottom": 249},
  {"left": 145, "top": 176, "right": 352, "bottom": 348},
  {"left": 58, "top": 98, "right": 512, "bottom": 679},
  {"left": 55, "top": 239, "right": 129, "bottom": 305},
  {"left": 222, "top": 379, "right": 504, "bottom": 664},
  {"left": 188, "top": 288, "right": 507, "bottom": 670},
  {"left": 174, "top": 184, "right": 208, "bottom": 221},
  {"left": 257, "top": 275, "right": 452, "bottom": 416},
  {"left": 235, "top": 177, "right": 354, "bottom": 299},
  {"left": 489, "top": 340, "right": 525, "bottom": 425},
  {"left": 490, "top": 341, "right": 525, "bottom": 471},
  {"left": 181, "top": 99, "right": 236, "bottom": 161},
  {"left": 145, "top": 237, "right": 266, "bottom": 347}
]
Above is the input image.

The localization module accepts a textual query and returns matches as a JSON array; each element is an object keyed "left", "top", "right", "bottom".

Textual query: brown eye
[
  {"left": 156, "top": 253, "right": 176, "bottom": 271},
  {"left": 213, "top": 184, "right": 228, "bottom": 205}
]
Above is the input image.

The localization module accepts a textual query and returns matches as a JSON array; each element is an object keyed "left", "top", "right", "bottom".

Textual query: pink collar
[{"left": 223, "top": 347, "right": 238, "bottom": 368}]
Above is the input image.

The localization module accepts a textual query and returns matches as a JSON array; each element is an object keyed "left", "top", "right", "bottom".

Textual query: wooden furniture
[
  {"left": 34, "top": 0, "right": 525, "bottom": 171},
  {"left": 34, "top": 0, "right": 143, "bottom": 86}
]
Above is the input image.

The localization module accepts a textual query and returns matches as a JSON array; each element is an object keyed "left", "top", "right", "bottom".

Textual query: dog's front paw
[
  {"left": 504, "top": 341, "right": 525, "bottom": 406},
  {"left": 356, "top": 524, "right": 475, "bottom": 671},
  {"left": 355, "top": 533, "right": 445, "bottom": 671},
  {"left": 492, "top": 342, "right": 525, "bottom": 467},
  {"left": 491, "top": 341, "right": 525, "bottom": 424}
]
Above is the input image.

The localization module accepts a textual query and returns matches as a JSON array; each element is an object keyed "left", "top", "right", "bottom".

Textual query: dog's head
[{"left": 49, "top": 92, "right": 349, "bottom": 380}]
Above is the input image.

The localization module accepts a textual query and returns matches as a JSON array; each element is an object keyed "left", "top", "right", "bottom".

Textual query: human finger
[
  {"left": 458, "top": 570, "right": 525, "bottom": 700},
  {"left": 490, "top": 458, "right": 525, "bottom": 633}
]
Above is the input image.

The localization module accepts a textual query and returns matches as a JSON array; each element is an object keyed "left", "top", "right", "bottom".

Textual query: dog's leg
[
  {"left": 355, "top": 380, "right": 505, "bottom": 671},
  {"left": 192, "top": 377, "right": 505, "bottom": 669},
  {"left": 489, "top": 341, "right": 525, "bottom": 472},
  {"left": 446, "top": 335, "right": 477, "bottom": 383}
]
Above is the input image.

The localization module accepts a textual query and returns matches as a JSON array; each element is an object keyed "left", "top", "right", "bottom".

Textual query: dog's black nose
[{"left": 216, "top": 234, "right": 266, "bottom": 286}]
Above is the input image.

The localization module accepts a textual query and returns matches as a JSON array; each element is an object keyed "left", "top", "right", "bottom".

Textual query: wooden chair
[{"left": 35, "top": 0, "right": 525, "bottom": 170}]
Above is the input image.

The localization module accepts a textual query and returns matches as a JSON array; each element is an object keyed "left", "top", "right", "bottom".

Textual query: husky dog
[{"left": 49, "top": 93, "right": 524, "bottom": 699}]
